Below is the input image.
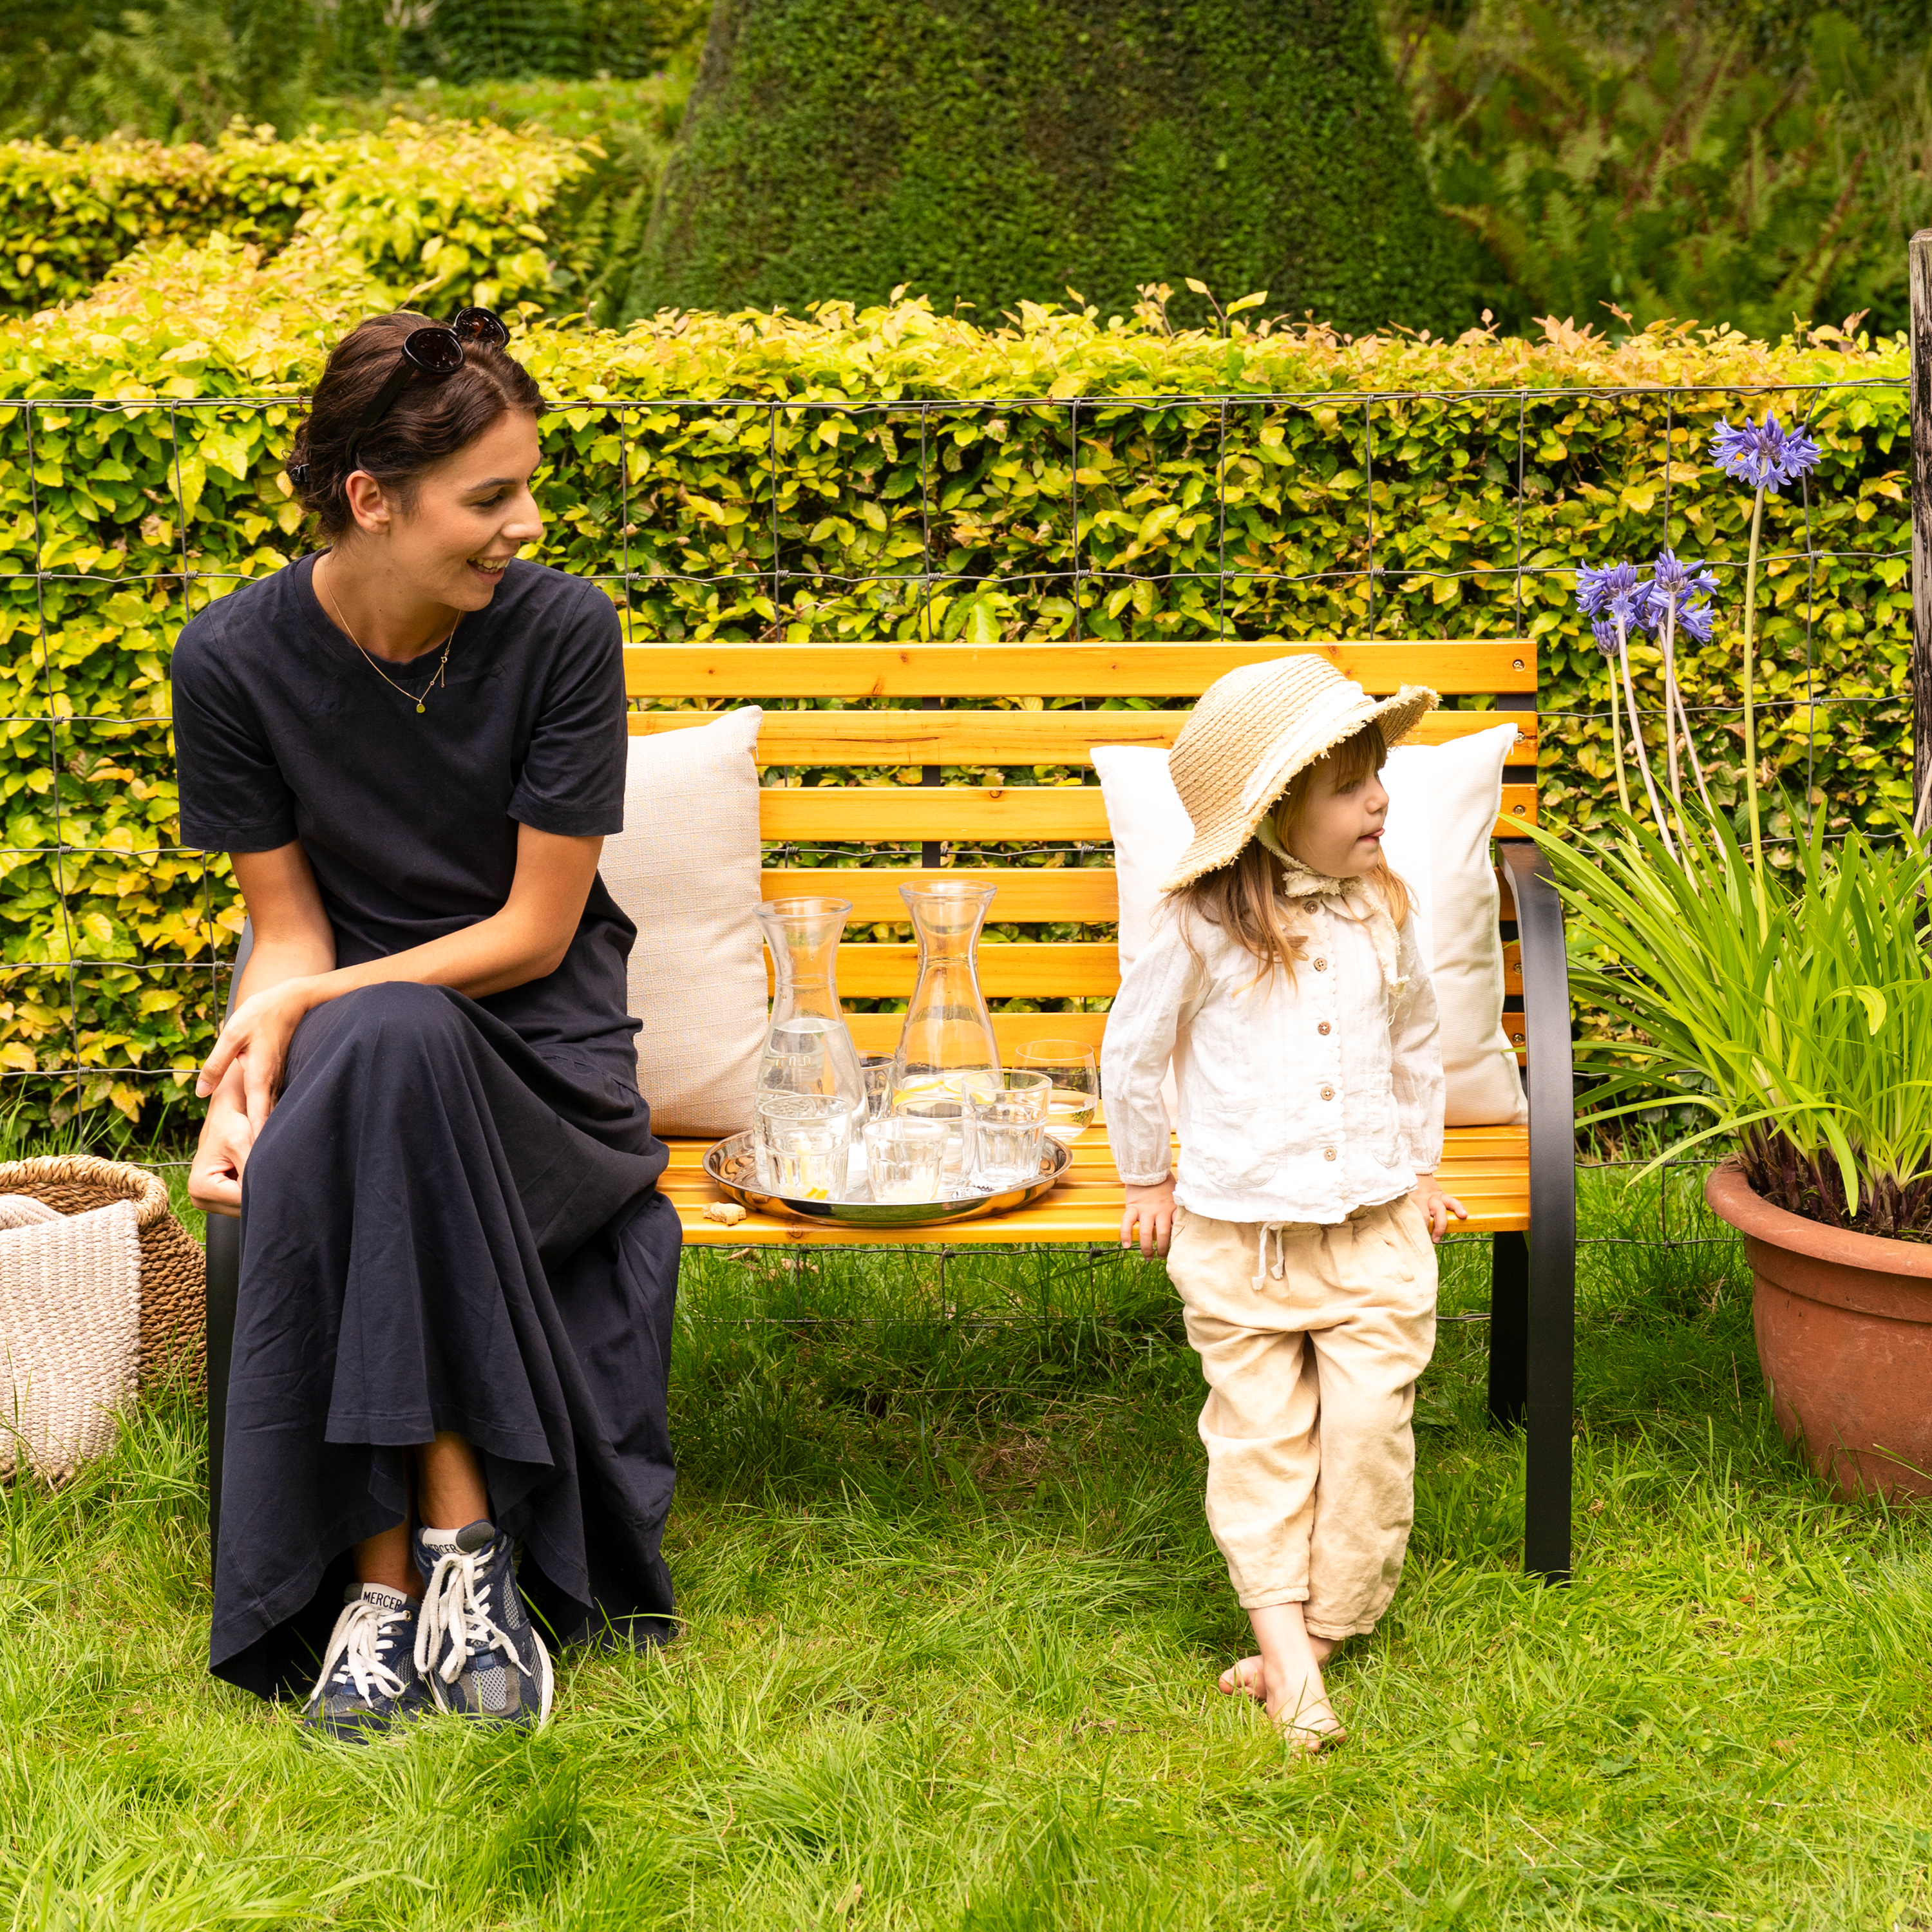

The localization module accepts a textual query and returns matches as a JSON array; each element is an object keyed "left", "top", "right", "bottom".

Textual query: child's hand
[
  {"left": 1409, "top": 1175, "right": 1468, "bottom": 1244},
  {"left": 1121, "top": 1178, "right": 1177, "bottom": 1258}
]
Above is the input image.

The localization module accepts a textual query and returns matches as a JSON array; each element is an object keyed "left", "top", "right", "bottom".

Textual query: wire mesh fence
[{"left": 0, "top": 375, "right": 1912, "bottom": 1169}]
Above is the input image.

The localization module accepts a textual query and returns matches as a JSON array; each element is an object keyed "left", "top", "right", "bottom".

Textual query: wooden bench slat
[
  {"left": 625, "top": 640, "right": 1535, "bottom": 699},
  {"left": 844, "top": 1011, "right": 1108, "bottom": 1052},
  {"left": 760, "top": 784, "right": 1537, "bottom": 842},
  {"left": 769, "top": 940, "right": 1522, "bottom": 1001},
  {"left": 764, "top": 866, "right": 1121, "bottom": 921},
  {"left": 789, "top": 943, "right": 1119, "bottom": 998},
  {"left": 632, "top": 707, "right": 1540, "bottom": 764},
  {"left": 759, "top": 875, "right": 1526, "bottom": 996}
]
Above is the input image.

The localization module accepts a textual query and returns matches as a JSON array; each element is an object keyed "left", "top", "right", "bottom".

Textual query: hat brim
[{"left": 1157, "top": 683, "right": 1439, "bottom": 893}]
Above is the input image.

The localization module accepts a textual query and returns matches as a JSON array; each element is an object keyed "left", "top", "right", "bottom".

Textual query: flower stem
[
  {"left": 1618, "top": 614, "right": 1676, "bottom": 856},
  {"left": 1660, "top": 596, "right": 1684, "bottom": 810},
  {"left": 1608, "top": 658, "right": 1631, "bottom": 815},
  {"left": 1743, "top": 485, "right": 1766, "bottom": 874}
]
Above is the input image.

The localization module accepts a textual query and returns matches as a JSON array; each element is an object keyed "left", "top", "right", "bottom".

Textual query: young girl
[{"left": 1103, "top": 655, "right": 1465, "bottom": 1750}]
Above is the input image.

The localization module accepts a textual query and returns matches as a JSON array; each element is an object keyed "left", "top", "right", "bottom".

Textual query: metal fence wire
[{"left": 0, "top": 378, "right": 1911, "bottom": 1210}]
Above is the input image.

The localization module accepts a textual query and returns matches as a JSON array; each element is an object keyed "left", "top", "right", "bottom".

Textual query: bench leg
[
  {"left": 1487, "top": 1230, "right": 1528, "bottom": 1429},
  {"left": 1523, "top": 1202, "right": 1576, "bottom": 1583},
  {"left": 204, "top": 1212, "right": 241, "bottom": 1562},
  {"left": 1500, "top": 840, "right": 1578, "bottom": 1586}
]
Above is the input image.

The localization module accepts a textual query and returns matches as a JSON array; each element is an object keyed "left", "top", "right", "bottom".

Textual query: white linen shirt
[{"left": 1102, "top": 898, "right": 1446, "bottom": 1225}]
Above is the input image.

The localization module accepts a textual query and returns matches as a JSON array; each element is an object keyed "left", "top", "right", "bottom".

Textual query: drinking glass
[
  {"left": 754, "top": 1092, "right": 851, "bottom": 1200},
  {"left": 1015, "top": 1039, "right": 1099, "bottom": 1144},
  {"left": 863, "top": 1115, "right": 949, "bottom": 1203},
  {"left": 962, "top": 1069, "right": 1051, "bottom": 1188},
  {"left": 891, "top": 1088, "right": 978, "bottom": 1195},
  {"left": 860, "top": 1054, "right": 896, "bottom": 1121}
]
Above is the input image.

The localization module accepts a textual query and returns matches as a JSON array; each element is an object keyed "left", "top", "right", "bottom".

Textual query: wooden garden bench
[{"left": 205, "top": 638, "right": 1577, "bottom": 1580}]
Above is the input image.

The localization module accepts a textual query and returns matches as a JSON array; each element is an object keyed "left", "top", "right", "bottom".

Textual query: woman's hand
[
  {"left": 1409, "top": 1175, "right": 1468, "bottom": 1244},
  {"left": 189, "top": 1062, "right": 253, "bottom": 1218},
  {"left": 195, "top": 976, "right": 319, "bottom": 1134},
  {"left": 1122, "top": 1177, "right": 1178, "bottom": 1258}
]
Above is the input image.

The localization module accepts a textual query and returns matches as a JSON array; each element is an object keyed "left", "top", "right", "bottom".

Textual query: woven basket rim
[{"left": 0, "top": 1155, "right": 173, "bottom": 1233}]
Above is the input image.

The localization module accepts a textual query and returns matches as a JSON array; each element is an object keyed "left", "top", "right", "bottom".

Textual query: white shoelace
[
  {"left": 314, "top": 1597, "right": 410, "bottom": 1705},
  {"left": 413, "top": 1543, "right": 531, "bottom": 1688}
]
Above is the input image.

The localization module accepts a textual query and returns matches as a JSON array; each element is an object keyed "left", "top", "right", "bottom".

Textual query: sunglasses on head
[{"left": 337, "top": 307, "right": 511, "bottom": 469}]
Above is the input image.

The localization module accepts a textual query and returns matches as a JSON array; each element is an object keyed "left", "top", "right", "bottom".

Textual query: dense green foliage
[
  {"left": 0, "top": 227, "right": 1909, "bottom": 1132},
  {"left": 1393, "top": 2, "right": 1932, "bottom": 337},
  {"left": 630, "top": 0, "right": 1482, "bottom": 335},
  {"left": 305, "top": 75, "right": 690, "bottom": 327},
  {"left": 0, "top": 120, "right": 589, "bottom": 319},
  {"left": 8, "top": 1157, "right": 1932, "bottom": 1924},
  {"left": 0, "top": 0, "right": 703, "bottom": 143}
]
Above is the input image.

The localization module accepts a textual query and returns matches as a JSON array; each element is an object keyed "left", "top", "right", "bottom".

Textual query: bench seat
[{"left": 667, "top": 1122, "right": 1532, "bottom": 1246}]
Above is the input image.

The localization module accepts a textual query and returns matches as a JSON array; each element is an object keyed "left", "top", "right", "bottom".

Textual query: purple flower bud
[
  {"left": 1591, "top": 616, "right": 1620, "bottom": 658},
  {"left": 1711, "top": 412, "right": 1823, "bottom": 492}
]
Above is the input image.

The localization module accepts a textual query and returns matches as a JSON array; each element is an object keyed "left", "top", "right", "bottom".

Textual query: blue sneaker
[
  {"left": 411, "top": 1520, "right": 553, "bottom": 1730},
  {"left": 301, "top": 1584, "right": 433, "bottom": 1743}
]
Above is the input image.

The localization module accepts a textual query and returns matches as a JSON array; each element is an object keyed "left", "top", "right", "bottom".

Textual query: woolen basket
[{"left": 0, "top": 1155, "right": 205, "bottom": 1388}]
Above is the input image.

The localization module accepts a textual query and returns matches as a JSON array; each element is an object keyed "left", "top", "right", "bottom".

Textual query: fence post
[{"left": 1910, "top": 230, "right": 1932, "bottom": 834}]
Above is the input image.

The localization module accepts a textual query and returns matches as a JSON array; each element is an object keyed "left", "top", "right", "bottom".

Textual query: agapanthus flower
[
  {"left": 1648, "top": 548, "right": 1718, "bottom": 603},
  {"left": 1590, "top": 616, "right": 1620, "bottom": 658},
  {"left": 1576, "top": 559, "right": 1644, "bottom": 619},
  {"left": 1673, "top": 596, "right": 1716, "bottom": 646},
  {"left": 1711, "top": 412, "right": 1823, "bottom": 493}
]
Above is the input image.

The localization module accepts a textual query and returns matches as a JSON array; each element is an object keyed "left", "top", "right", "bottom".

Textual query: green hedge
[
  {"left": 0, "top": 236, "right": 1911, "bottom": 1132},
  {"left": 631, "top": 0, "right": 1482, "bottom": 335},
  {"left": 0, "top": 118, "right": 589, "bottom": 318}
]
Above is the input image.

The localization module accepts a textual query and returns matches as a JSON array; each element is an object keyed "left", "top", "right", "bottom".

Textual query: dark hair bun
[{"left": 288, "top": 313, "right": 543, "bottom": 533}]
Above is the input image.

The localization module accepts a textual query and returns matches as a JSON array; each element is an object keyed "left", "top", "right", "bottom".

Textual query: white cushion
[
  {"left": 1092, "top": 723, "right": 1527, "bottom": 1128},
  {"left": 601, "top": 707, "right": 768, "bottom": 1137},
  {"left": 1379, "top": 724, "right": 1528, "bottom": 1126}
]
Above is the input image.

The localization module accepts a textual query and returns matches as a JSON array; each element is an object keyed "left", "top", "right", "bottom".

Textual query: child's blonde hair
[{"left": 1162, "top": 723, "right": 1410, "bottom": 987}]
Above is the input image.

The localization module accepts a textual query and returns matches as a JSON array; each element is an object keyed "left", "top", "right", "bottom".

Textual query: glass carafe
[
  {"left": 754, "top": 897, "right": 867, "bottom": 1189},
  {"left": 891, "top": 880, "right": 1001, "bottom": 1103}
]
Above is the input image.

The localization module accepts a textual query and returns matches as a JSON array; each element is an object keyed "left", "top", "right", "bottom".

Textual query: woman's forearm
[{"left": 287, "top": 900, "right": 572, "bottom": 1011}]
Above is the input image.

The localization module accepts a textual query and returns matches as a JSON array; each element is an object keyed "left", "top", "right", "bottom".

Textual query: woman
[{"left": 179, "top": 308, "right": 679, "bottom": 1741}]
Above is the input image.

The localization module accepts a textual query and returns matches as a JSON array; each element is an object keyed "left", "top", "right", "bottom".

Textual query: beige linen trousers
[{"left": 1166, "top": 1196, "right": 1438, "bottom": 1638}]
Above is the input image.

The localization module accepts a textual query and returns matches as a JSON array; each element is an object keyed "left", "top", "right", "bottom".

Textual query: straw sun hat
[{"left": 1160, "top": 655, "right": 1439, "bottom": 892}]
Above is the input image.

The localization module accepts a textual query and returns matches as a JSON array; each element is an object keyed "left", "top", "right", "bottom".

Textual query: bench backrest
[{"left": 625, "top": 642, "right": 1537, "bottom": 1060}]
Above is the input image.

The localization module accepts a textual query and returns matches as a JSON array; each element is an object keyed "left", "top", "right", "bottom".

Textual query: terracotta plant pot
[{"left": 1705, "top": 1160, "right": 1932, "bottom": 1502}]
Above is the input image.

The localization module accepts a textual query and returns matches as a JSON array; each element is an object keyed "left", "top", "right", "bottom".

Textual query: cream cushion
[
  {"left": 1092, "top": 722, "right": 1527, "bottom": 1127},
  {"left": 602, "top": 706, "right": 768, "bottom": 1137}
]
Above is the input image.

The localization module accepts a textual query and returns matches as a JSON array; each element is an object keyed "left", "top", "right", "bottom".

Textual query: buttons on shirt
[
  {"left": 1320, "top": 1086, "right": 1335, "bottom": 1101},
  {"left": 1312, "top": 957, "right": 1328, "bottom": 971},
  {"left": 1323, "top": 1148, "right": 1337, "bottom": 1161},
  {"left": 1317, "top": 1021, "right": 1331, "bottom": 1036}
]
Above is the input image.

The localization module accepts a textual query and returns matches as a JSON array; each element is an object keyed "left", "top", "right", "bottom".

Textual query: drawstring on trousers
[{"left": 1254, "top": 1222, "right": 1293, "bottom": 1291}]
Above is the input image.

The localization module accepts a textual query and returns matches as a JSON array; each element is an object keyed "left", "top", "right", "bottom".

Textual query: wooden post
[{"left": 1910, "top": 231, "right": 1932, "bottom": 834}]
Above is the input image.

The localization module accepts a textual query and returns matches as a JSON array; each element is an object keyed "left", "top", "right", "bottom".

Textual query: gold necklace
[{"left": 318, "top": 562, "right": 459, "bottom": 715}]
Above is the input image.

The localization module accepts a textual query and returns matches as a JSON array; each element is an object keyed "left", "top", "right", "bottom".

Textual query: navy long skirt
[{"left": 209, "top": 981, "right": 681, "bottom": 1701}]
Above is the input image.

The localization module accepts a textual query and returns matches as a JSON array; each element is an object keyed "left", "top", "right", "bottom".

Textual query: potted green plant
[{"left": 1541, "top": 415, "right": 1932, "bottom": 1502}]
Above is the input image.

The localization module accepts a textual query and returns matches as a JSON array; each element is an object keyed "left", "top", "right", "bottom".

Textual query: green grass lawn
[{"left": 4, "top": 1160, "right": 1930, "bottom": 1929}]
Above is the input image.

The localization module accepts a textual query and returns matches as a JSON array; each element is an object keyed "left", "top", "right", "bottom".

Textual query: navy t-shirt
[{"left": 171, "top": 553, "right": 640, "bottom": 1068}]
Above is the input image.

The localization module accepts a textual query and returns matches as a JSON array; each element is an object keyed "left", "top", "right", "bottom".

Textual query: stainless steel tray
[{"left": 703, "top": 1130, "right": 1070, "bottom": 1227}]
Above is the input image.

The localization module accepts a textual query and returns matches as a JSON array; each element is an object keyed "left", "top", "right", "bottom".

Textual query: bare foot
[
  {"left": 1219, "top": 1631, "right": 1340, "bottom": 1698},
  {"left": 1265, "top": 1665, "right": 1346, "bottom": 1751},
  {"left": 1218, "top": 1656, "right": 1265, "bottom": 1701}
]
